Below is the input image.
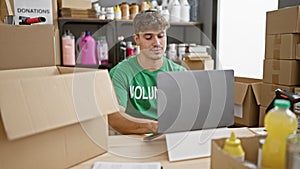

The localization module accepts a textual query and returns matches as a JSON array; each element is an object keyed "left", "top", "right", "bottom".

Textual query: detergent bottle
[{"left": 80, "top": 31, "right": 97, "bottom": 65}]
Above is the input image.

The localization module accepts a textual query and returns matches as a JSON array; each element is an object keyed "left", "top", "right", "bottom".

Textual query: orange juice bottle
[{"left": 261, "top": 99, "right": 298, "bottom": 169}]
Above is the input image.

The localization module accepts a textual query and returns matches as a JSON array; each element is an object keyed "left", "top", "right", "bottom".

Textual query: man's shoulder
[{"left": 110, "top": 56, "right": 138, "bottom": 76}]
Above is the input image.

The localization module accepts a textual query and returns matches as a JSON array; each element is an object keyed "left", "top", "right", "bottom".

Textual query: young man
[{"left": 109, "top": 10, "right": 186, "bottom": 134}]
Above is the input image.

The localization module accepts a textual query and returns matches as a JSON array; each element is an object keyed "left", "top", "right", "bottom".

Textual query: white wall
[{"left": 216, "top": 0, "right": 278, "bottom": 79}]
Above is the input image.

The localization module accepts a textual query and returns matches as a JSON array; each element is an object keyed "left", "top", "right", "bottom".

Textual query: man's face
[{"left": 134, "top": 30, "right": 167, "bottom": 60}]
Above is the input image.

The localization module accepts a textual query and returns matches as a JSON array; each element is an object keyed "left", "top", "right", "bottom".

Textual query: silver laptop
[{"left": 144, "top": 69, "right": 234, "bottom": 141}]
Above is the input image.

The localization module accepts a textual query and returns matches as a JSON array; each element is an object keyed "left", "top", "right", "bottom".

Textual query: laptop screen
[{"left": 156, "top": 69, "right": 234, "bottom": 134}]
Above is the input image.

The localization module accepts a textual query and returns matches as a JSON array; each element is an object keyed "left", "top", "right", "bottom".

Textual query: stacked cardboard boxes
[{"left": 261, "top": 6, "right": 300, "bottom": 126}]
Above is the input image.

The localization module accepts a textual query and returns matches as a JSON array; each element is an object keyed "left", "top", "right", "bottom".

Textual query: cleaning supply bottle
[
  {"left": 167, "top": 43, "right": 177, "bottom": 60},
  {"left": 75, "top": 31, "right": 85, "bottom": 64},
  {"left": 114, "top": 5, "right": 122, "bottom": 20},
  {"left": 261, "top": 99, "right": 298, "bottom": 169},
  {"left": 161, "top": 5, "right": 170, "bottom": 21},
  {"left": 170, "top": 0, "right": 181, "bottom": 22},
  {"left": 80, "top": 31, "right": 97, "bottom": 65},
  {"left": 126, "top": 41, "right": 134, "bottom": 58},
  {"left": 188, "top": 0, "right": 199, "bottom": 22},
  {"left": 150, "top": 0, "right": 158, "bottom": 9},
  {"left": 180, "top": 0, "right": 190, "bottom": 22},
  {"left": 223, "top": 131, "right": 245, "bottom": 161},
  {"left": 62, "top": 29, "right": 75, "bottom": 66},
  {"left": 96, "top": 36, "right": 109, "bottom": 65},
  {"left": 117, "top": 35, "right": 127, "bottom": 61}
]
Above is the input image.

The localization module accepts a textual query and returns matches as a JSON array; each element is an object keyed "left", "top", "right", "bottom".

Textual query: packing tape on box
[
  {"left": 272, "top": 74, "right": 279, "bottom": 84},
  {"left": 273, "top": 35, "right": 281, "bottom": 59},
  {"left": 272, "top": 60, "right": 280, "bottom": 70}
]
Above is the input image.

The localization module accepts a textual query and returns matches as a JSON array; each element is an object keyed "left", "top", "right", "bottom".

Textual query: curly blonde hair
[{"left": 133, "top": 10, "right": 170, "bottom": 34}]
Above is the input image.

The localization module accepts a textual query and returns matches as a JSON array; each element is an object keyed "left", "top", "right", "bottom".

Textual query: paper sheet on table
[{"left": 92, "top": 162, "right": 161, "bottom": 169}]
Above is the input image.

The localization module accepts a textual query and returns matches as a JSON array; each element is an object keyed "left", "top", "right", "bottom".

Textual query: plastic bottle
[
  {"left": 257, "top": 138, "right": 265, "bottom": 169},
  {"left": 161, "top": 0, "right": 168, "bottom": 8},
  {"left": 126, "top": 41, "right": 134, "bottom": 58},
  {"left": 134, "top": 45, "right": 140, "bottom": 55},
  {"left": 114, "top": 5, "right": 122, "bottom": 20},
  {"left": 180, "top": 0, "right": 190, "bottom": 22},
  {"left": 96, "top": 36, "right": 109, "bottom": 65},
  {"left": 139, "top": 1, "right": 149, "bottom": 12},
  {"left": 99, "top": 7, "right": 106, "bottom": 20},
  {"left": 118, "top": 35, "right": 127, "bottom": 61},
  {"left": 167, "top": 43, "right": 177, "bottom": 60},
  {"left": 130, "top": 3, "right": 139, "bottom": 20},
  {"left": 106, "top": 7, "right": 114, "bottom": 20},
  {"left": 75, "top": 31, "right": 85, "bottom": 64},
  {"left": 80, "top": 31, "right": 97, "bottom": 65},
  {"left": 62, "top": 30, "right": 75, "bottom": 66},
  {"left": 261, "top": 99, "right": 298, "bottom": 169},
  {"left": 156, "top": 5, "right": 162, "bottom": 13},
  {"left": 150, "top": 0, "right": 158, "bottom": 10},
  {"left": 223, "top": 131, "right": 245, "bottom": 161},
  {"left": 120, "top": 2, "right": 130, "bottom": 20},
  {"left": 168, "top": 0, "right": 174, "bottom": 11},
  {"left": 178, "top": 43, "right": 187, "bottom": 60},
  {"left": 161, "top": 6, "right": 170, "bottom": 21},
  {"left": 188, "top": 0, "right": 199, "bottom": 22},
  {"left": 170, "top": 0, "right": 181, "bottom": 22}
]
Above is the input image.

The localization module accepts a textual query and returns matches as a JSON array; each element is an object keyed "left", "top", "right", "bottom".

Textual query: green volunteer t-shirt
[{"left": 110, "top": 55, "right": 186, "bottom": 120}]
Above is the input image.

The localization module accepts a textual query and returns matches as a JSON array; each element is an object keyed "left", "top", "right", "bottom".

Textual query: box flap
[
  {"left": 252, "top": 82, "right": 262, "bottom": 106},
  {"left": 234, "top": 77, "right": 262, "bottom": 105},
  {"left": 0, "top": 25, "right": 56, "bottom": 70},
  {"left": 0, "top": 69, "right": 118, "bottom": 140},
  {"left": 234, "top": 82, "right": 248, "bottom": 105},
  {"left": 0, "top": 66, "right": 59, "bottom": 80}
]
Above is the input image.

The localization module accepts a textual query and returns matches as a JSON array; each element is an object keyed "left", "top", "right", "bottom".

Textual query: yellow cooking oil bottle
[
  {"left": 261, "top": 99, "right": 298, "bottom": 169},
  {"left": 223, "top": 131, "right": 245, "bottom": 161}
]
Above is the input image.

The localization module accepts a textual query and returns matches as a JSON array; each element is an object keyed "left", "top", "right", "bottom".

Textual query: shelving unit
[{"left": 58, "top": 17, "right": 203, "bottom": 69}]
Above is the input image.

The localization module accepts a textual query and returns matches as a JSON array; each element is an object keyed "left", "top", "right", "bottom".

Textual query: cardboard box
[
  {"left": 260, "top": 82, "right": 295, "bottom": 107},
  {"left": 0, "top": 66, "right": 118, "bottom": 169},
  {"left": 295, "top": 87, "right": 300, "bottom": 94},
  {"left": 265, "top": 34, "right": 300, "bottom": 59},
  {"left": 57, "top": 0, "right": 92, "bottom": 10},
  {"left": 263, "top": 59, "right": 300, "bottom": 86},
  {"left": 0, "top": 0, "right": 58, "bottom": 25},
  {"left": 0, "top": 24, "right": 61, "bottom": 70},
  {"left": 211, "top": 135, "right": 264, "bottom": 169},
  {"left": 181, "top": 58, "right": 214, "bottom": 70},
  {"left": 0, "top": 0, "right": 11, "bottom": 23},
  {"left": 234, "top": 77, "right": 261, "bottom": 127},
  {"left": 266, "top": 6, "right": 300, "bottom": 34},
  {"left": 259, "top": 106, "right": 267, "bottom": 127},
  {"left": 296, "top": 44, "right": 300, "bottom": 60}
]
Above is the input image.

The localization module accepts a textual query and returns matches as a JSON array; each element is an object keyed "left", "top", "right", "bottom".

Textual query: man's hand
[{"left": 108, "top": 107, "right": 158, "bottom": 135}]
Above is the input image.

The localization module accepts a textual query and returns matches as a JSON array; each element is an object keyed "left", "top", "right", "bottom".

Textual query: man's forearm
[{"left": 108, "top": 112, "right": 157, "bottom": 135}]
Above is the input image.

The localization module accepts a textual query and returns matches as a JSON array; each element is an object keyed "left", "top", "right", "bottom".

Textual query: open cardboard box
[
  {"left": 260, "top": 82, "right": 295, "bottom": 107},
  {"left": 211, "top": 135, "right": 264, "bottom": 169},
  {"left": 234, "top": 77, "right": 261, "bottom": 127},
  {"left": 0, "top": 66, "right": 119, "bottom": 169}
]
